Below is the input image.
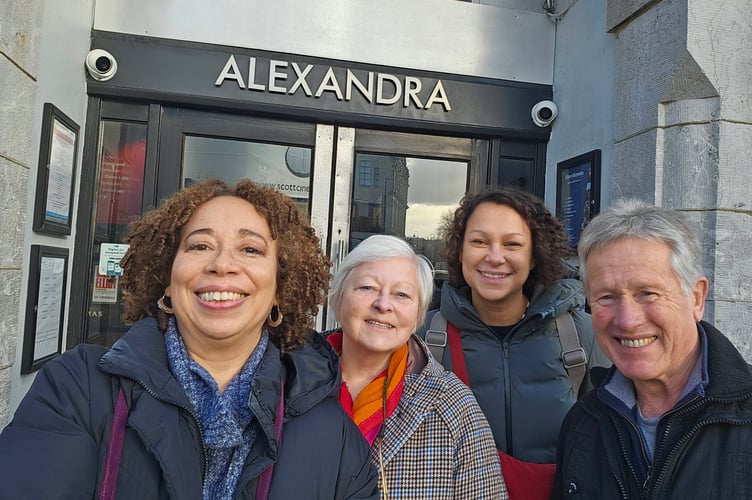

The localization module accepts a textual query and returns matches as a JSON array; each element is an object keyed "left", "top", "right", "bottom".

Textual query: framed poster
[
  {"left": 22, "top": 245, "right": 69, "bottom": 374},
  {"left": 556, "top": 150, "right": 601, "bottom": 248},
  {"left": 33, "top": 103, "right": 80, "bottom": 235}
]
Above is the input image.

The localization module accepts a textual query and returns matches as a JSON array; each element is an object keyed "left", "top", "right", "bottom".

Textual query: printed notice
[
  {"left": 44, "top": 118, "right": 76, "bottom": 224},
  {"left": 35, "top": 256, "right": 66, "bottom": 359},
  {"left": 92, "top": 265, "right": 119, "bottom": 304},
  {"left": 99, "top": 243, "right": 130, "bottom": 276}
]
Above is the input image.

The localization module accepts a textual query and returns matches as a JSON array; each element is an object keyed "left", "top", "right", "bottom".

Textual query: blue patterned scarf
[{"left": 165, "top": 317, "right": 269, "bottom": 499}]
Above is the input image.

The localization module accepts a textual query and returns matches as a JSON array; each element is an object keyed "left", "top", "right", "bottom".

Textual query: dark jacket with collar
[
  {"left": 552, "top": 321, "right": 752, "bottom": 500},
  {"left": 419, "top": 279, "right": 610, "bottom": 463},
  {"left": 0, "top": 317, "right": 378, "bottom": 500}
]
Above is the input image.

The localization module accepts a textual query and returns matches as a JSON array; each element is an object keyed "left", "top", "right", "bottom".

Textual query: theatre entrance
[{"left": 70, "top": 102, "right": 543, "bottom": 345}]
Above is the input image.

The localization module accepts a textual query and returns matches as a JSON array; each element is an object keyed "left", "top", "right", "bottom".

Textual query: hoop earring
[
  {"left": 268, "top": 305, "right": 283, "bottom": 327},
  {"left": 157, "top": 294, "right": 174, "bottom": 315}
]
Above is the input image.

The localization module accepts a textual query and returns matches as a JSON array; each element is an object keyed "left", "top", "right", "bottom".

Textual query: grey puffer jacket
[
  {"left": 0, "top": 317, "right": 378, "bottom": 499},
  {"left": 419, "top": 279, "right": 610, "bottom": 463}
]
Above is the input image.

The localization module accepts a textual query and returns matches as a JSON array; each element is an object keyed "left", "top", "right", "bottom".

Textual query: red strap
[{"left": 446, "top": 322, "right": 470, "bottom": 386}]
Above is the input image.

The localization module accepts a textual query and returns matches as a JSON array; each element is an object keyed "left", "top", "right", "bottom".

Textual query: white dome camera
[
  {"left": 531, "top": 100, "right": 558, "bottom": 127},
  {"left": 85, "top": 49, "right": 117, "bottom": 81}
]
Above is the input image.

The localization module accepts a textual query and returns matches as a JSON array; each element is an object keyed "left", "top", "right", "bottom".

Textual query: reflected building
[{"left": 351, "top": 154, "right": 409, "bottom": 246}]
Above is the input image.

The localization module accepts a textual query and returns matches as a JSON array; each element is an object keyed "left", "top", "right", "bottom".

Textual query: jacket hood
[
  {"left": 439, "top": 278, "right": 586, "bottom": 334},
  {"left": 98, "top": 317, "right": 341, "bottom": 419},
  {"left": 277, "top": 330, "right": 341, "bottom": 416}
]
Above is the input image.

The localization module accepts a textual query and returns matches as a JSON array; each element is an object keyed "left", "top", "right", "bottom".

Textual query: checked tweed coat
[{"left": 372, "top": 335, "right": 508, "bottom": 499}]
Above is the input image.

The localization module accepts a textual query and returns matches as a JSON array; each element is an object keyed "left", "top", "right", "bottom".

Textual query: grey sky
[{"left": 405, "top": 158, "right": 467, "bottom": 238}]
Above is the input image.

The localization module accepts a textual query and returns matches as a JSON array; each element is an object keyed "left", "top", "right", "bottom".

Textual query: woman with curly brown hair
[
  {"left": 418, "top": 187, "right": 609, "bottom": 479},
  {"left": 0, "top": 179, "right": 378, "bottom": 499}
]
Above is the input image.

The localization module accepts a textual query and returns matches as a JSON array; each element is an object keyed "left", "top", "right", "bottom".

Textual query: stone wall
[
  {"left": 607, "top": 0, "right": 752, "bottom": 359},
  {"left": 0, "top": 1, "right": 43, "bottom": 426}
]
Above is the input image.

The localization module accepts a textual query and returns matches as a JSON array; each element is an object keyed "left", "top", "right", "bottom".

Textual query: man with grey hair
[{"left": 552, "top": 200, "right": 752, "bottom": 499}]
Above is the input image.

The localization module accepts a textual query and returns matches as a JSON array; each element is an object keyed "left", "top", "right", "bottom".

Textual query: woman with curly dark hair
[
  {"left": 419, "top": 187, "right": 609, "bottom": 475},
  {"left": 0, "top": 179, "right": 378, "bottom": 499}
]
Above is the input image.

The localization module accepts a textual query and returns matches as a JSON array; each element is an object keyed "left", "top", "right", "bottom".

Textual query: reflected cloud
[{"left": 406, "top": 202, "right": 457, "bottom": 239}]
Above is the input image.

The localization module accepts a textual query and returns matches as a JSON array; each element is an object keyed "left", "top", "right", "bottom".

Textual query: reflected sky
[{"left": 404, "top": 158, "right": 467, "bottom": 238}]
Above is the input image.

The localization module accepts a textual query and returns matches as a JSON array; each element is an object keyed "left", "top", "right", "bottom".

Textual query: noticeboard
[{"left": 556, "top": 150, "right": 601, "bottom": 248}]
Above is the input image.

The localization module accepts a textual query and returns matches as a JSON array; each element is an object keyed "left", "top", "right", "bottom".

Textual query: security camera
[
  {"left": 85, "top": 49, "right": 117, "bottom": 81},
  {"left": 531, "top": 100, "right": 558, "bottom": 127}
]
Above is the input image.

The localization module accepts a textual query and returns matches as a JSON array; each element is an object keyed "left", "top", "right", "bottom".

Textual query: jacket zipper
[
  {"left": 608, "top": 412, "right": 636, "bottom": 499},
  {"left": 611, "top": 405, "right": 659, "bottom": 499},
  {"left": 502, "top": 340, "right": 513, "bottom": 455},
  {"left": 644, "top": 396, "right": 701, "bottom": 498},
  {"left": 649, "top": 395, "right": 752, "bottom": 498},
  {"left": 101, "top": 369, "right": 210, "bottom": 491},
  {"left": 607, "top": 392, "right": 752, "bottom": 499}
]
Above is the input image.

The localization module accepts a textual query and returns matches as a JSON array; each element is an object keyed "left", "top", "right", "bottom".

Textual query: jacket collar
[
  {"left": 98, "top": 317, "right": 192, "bottom": 407},
  {"left": 440, "top": 278, "right": 585, "bottom": 334},
  {"left": 701, "top": 320, "right": 752, "bottom": 399},
  {"left": 594, "top": 321, "right": 752, "bottom": 415},
  {"left": 98, "top": 317, "right": 341, "bottom": 419}
]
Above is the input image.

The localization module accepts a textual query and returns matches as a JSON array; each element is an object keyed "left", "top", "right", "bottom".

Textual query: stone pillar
[
  {"left": 607, "top": 0, "right": 752, "bottom": 358},
  {"left": 0, "top": 2, "right": 43, "bottom": 426}
]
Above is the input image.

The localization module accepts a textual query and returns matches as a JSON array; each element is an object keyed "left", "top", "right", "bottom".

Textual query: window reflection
[
  {"left": 350, "top": 153, "right": 467, "bottom": 275},
  {"left": 183, "top": 136, "right": 312, "bottom": 217}
]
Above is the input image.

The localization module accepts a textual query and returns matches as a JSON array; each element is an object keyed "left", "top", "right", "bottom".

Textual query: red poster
[{"left": 96, "top": 140, "right": 146, "bottom": 226}]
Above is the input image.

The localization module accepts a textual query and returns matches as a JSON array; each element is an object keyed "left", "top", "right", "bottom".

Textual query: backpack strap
[
  {"left": 99, "top": 387, "right": 128, "bottom": 500},
  {"left": 555, "top": 311, "right": 588, "bottom": 397},
  {"left": 424, "top": 311, "right": 448, "bottom": 363},
  {"left": 428, "top": 309, "right": 588, "bottom": 397},
  {"left": 426, "top": 312, "right": 470, "bottom": 386}
]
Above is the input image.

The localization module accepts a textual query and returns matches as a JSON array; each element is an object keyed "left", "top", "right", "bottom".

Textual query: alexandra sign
[{"left": 215, "top": 55, "right": 452, "bottom": 112}]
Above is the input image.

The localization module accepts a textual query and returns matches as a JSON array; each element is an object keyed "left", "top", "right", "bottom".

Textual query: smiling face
[
  {"left": 585, "top": 238, "right": 708, "bottom": 393},
  {"left": 339, "top": 257, "right": 420, "bottom": 361},
  {"left": 460, "top": 202, "right": 534, "bottom": 320},
  {"left": 168, "top": 196, "right": 278, "bottom": 351}
]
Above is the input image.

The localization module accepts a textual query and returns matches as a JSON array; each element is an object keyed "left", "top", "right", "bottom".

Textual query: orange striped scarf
[{"left": 327, "top": 331, "right": 407, "bottom": 445}]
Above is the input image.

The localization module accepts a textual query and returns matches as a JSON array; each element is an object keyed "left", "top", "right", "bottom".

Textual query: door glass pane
[
  {"left": 350, "top": 153, "right": 467, "bottom": 276},
  {"left": 499, "top": 156, "right": 534, "bottom": 191},
  {"left": 87, "top": 120, "right": 147, "bottom": 345},
  {"left": 183, "top": 136, "right": 312, "bottom": 217}
]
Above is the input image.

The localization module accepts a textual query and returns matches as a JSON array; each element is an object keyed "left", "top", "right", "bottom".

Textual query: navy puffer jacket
[{"left": 0, "top": 317, "right": 378, "bottom": 499}]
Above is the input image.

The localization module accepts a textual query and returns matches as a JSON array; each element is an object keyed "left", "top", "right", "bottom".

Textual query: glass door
[
  {"left": 156, "top": 108, "right": 335, "bottom": 252},
  {"left": 72, "top": 102, "right": 490, "bottom": 345},
  {"left": 325, "top": 127, "right": 488, "bottom": 328}
]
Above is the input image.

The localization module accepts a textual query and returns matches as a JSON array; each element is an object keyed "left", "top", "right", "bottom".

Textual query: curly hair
[
  {"left": 445, "top": 187, "right": 573, "bottom": 297},
  {"left": 119, "top": 178, "right": 331, "bottom": 352}
]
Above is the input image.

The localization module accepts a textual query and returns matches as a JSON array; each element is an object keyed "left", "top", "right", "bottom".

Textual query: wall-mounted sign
[
  {"left": 556, "top": 150, "right": 601, "bottom": 248},
  {"left": 89, "top": 33, "right": 553, "bottom": 137},
  {"left": 33, "top": 103, "right": 79, "bottom": 235},
  {"left": 22, "top": 246, "right": 68, "bottom": 373}
]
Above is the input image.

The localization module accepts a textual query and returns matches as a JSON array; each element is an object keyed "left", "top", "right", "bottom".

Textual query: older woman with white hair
[{"left": 325, "top": 234, "right": 506, "bottom": 499}]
